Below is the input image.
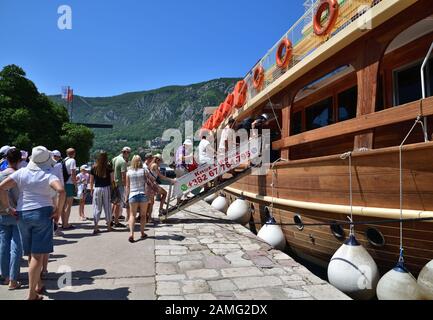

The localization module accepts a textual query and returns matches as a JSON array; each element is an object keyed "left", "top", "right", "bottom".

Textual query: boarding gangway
[{"left": 159, "top": 136, "right": 266, "bottom": 221}]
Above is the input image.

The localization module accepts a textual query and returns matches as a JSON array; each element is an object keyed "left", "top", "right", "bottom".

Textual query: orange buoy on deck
[
  {"left": 276, "top": 38, "right": 293, "bottom": 69},
  {"left": 314, "top": 0, "right": 339, "bottom": 37},
  {"left": 233, "top": 80, "right": 248, "bottom": 109},
  {"left": 253, "top": 65, "right": 265, "bottom": 90}
]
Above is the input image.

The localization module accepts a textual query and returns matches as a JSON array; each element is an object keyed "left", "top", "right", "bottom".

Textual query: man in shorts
[{"left": 111, "top": 147, "right": 131, "bottom": 228}]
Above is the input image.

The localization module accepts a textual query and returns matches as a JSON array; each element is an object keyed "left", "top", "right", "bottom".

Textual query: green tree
[
  {"left": 0, "top": 64, "right": 93, "bottom": 160},
  {"left": 60, "top": 123, "right": 95, "bottom": 165}
]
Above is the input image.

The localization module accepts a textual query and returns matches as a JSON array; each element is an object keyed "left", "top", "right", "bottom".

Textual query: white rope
[
  {"left": 340, "top": 151, "right": 354, "bottom": 235},
  {"left": 269, "top": 158, "right": 289, "bottom": 219},
  {"left": 398, "top": 116, "right": 426, "bottom": 262}
]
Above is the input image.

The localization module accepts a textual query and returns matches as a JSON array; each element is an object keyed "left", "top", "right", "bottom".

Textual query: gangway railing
[{"left": 159, "top": 136, "right": 265, "bottom": 221}]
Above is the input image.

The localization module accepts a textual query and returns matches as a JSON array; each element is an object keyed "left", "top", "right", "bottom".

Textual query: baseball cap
[
  {"left": 122, "top": 147, "right": 132, "bottom": 153},
  {"left": 183, "top": 139, "right": 193, "bottom": 146},
  {"left": 52, "top": 150, "right": 62, "bottom": 158}
]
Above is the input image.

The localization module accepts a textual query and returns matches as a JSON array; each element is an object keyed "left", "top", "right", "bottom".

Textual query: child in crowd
[{"left": 77, "top": 165, "right": 90, "bottom": 221}]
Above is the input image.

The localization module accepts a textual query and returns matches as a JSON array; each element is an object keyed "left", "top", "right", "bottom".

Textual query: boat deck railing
[{"left": 242, "top": 0, "right": 383, "bottom": 105}]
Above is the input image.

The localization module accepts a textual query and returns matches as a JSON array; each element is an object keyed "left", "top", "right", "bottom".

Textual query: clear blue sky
[{"left": 0, "top": 0, "right": 305, "bottom": 97}]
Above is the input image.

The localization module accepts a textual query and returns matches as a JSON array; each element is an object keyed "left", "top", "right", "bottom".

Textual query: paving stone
[
  {"left": 208, "top": 279, "right": 238, "bottom": 292},
  {"left": 157, "top": 282, "right": 181, "bottom": 296},
  {"left": 199, "top": 238, "right": 215, "bottom": 244},
  {"left": 156, "top": 263, "right": 177, "bottom": 275},
  {"left": 204, "top": 256, "right": 231, "bottom": 269},
  {"left": 155, "top": 250, "right": 170, "bottom": 256},
  {"left": 273, "top": 253, "right": 291, "bottom": 260},
  {"left": 263, "top": 268, "right": 287, "bottom": 276},
  {"left": 208, "top": 244, "right": 240, "bottom": 249},
  {"left": 225, "top": 251, "right": 253, "bottom": 267},
  {"left": 170, "top": 250, "right": 188, "bottom": 255},
  {"left": 241, "top": 244, "right": 261, "bottom": 251},
  {"left": 303, "top": 273, "right": 327, "bottom": 285},
  {"left": 303, "top": 285, "right": 351, "bottom": 300},
  {"left": 221, "top": 267, "right": 263, "bottom": 278},
  {"left": 156, "top": 274, "right": 186, "bottom": 281},
  {"left": 179, "top": 254, "right": 204, "bottom": 261},
  {"left": 182, "top": 280, "right": 209, "bottom": 294},
  {"left": 250, "top": 256, "right": 274, "bottom": 268},
  {"left": 186, "top": 269, "right": 220, "bottom": 280},
  {"left": 232, "top": 276, "right": 283, "bottom": 290},
  {"left": 156, "top": 256, "right": 182, "bottom": 263},
  {"left": 234, "top": 289, "right": 273, "bottom": 300},
  {"left": 178, "top": 260, "right": 204, "bottom": 271},
  {"left": 283, "top": 288, "right": 312, "bottom": 299}
]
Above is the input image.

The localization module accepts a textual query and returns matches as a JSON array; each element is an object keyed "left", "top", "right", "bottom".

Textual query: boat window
[
  {"left": 330, "top": 222, "right": 345, "bottom": 241},
  {"left": 394, "top": 62, "right": 422, "bottom": 105},
  {"left": 293, "top": 215, "right": 304, "bottom": 231},
  {"left": 393, "top": 60, "right": 433, "bottom": 106},
  {"left": 292, "top": 111, "right": 303, "bottom": 135},
  {"left": 338, "top": 86, "right": 357, "bottom": 122},
  {"left": 305, "top": 97, "right": 334, "bottom": 131}
]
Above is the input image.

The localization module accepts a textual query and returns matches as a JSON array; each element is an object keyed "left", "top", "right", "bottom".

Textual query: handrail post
[{"left": 420, "top": 42, "right": 433, "bottom": 142}]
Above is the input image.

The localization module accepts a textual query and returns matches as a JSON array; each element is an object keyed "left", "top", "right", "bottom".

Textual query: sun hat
[
  {"left": 183, "top": 139, "right": 193, "bottom": 146},
  {"left": 0, "top": 145, "right": 11, "bottom": 157},
  {"left": 27, "top": 146, "right": 56, "bottom": 171},
  {"left": 154, "top": 153, "right": 162, "bottom": 160},
  {"left": 80, "top": 165, "right": 89, "bottom": 171},
  {"left": 52, "top": 150, "right": 62, "bottom": 158}
]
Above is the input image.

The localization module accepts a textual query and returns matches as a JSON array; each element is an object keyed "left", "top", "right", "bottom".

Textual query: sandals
[
  {"left": 28, "top": 294, "right": 44, "bottom": 301},
  {"left": 128, "top": 236, "right": 135, "bottom": 243},
  {"left": 8, "top": 281, "right": 22, "bottom": 291},
  {"left": 141, "top": 233, "right": 148, "bottom": 240},
  {"left": 36, "top": 286, "right": 46, "bottom": 294}
]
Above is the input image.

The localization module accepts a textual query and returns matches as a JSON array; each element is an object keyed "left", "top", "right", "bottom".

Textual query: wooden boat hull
[{"left": 225, "top": 142, "right": 433, "bottom": 275}]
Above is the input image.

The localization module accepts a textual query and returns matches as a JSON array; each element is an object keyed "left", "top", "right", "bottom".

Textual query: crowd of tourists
[{"left": 0, "top": 145, "right": 182, "bottom": 300}]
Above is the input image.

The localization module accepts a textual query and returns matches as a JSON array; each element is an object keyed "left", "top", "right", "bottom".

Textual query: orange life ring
[
  {"left": 225, "top": 93, "right": 234, "bottom": 107},
  {"left": 253, "top": 66, "right": 265, "bottom": 90},
  {"left": 276, "top": 38, "right": 293, "bottom": 69},
  {"left": 222, "top": 102, "right": 231, "bottom": 117},
  {"left": 208, "top": 115, "right": 214, "bottom": 130},
  {"left": 314, "top": 0, "right": 339, "bottom": 37},
  {"left": 233, "top": 80, "right": 248, "bottom": 108}
]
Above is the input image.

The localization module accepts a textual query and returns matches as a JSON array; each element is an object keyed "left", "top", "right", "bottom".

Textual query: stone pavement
[
  {"left": 154, "top": 202, "right": 350, "bottom": 300},
  {"left": 0, "top": 201, "right": 350, "bottom": 300}
]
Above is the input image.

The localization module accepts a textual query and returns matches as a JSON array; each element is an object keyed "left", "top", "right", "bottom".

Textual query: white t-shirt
[
  {"left": 64, "top": 158, "right": 76, "bottom": 184},
  {"left": 52, "top": 162, "right": 65, "bottom": 186},
  {"left": 198, "top": 139, "right": 213, "bottom": 165},
  {"left": 10, "top": 167, "right": 59, "bottom": 211},
  {"left": 218, "top": 127, "right": 235, "bottom": 151}
]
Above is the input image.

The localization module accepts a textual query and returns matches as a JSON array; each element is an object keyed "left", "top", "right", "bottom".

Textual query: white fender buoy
[
  {"left": 227, "top": 196, "right": 251, "bottom": 225},
  {"left": 257, "top": 217, "right": 286, "bottom": 251},
  {"left": 204, "top": 193, "right": 218, "bottom": 204},
  {"left": 211, "top": 194, "right": 228, "bottom": 213},
  {"left": 327, "top": 235, "right": 379, "bottom": 300},
  {"left": 377, "top": 262, "right": 422, "bottom": 300},
  {"left": 418, "top": 260, "right": 433, "bottom": 300}
]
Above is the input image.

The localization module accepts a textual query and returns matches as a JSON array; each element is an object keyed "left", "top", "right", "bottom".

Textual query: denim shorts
[
  {"left": 65, "top": 184, "right": 76, "bottom": 198},
  {"left": 129, "top": 194, "right": 148, "bottom": 204},
  {"left": 17, "top": 207, "right": 54, "bottom": 255}
]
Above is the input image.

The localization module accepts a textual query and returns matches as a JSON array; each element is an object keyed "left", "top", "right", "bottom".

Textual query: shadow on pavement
[{"left": 46, "top": 287, "right": 131, "bottom": 300}]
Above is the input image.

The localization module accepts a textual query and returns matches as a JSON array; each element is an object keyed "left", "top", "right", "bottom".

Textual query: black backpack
[{"left": 61, "top": 158, "right": 71, "bottom": 183}]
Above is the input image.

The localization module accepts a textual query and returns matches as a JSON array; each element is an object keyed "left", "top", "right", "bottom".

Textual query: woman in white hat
[{"left": 0, "top": 146, "right": 66, "bottom": 300}]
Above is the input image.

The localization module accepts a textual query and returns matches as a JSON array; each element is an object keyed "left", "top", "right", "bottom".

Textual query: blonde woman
[{"left": 126, "top": 155, "right": 149, "bottom": 243}]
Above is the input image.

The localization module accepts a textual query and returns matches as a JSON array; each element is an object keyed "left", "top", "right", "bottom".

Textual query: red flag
[{"left": 67, "top": 88, "right": 74, "bottom": 102}]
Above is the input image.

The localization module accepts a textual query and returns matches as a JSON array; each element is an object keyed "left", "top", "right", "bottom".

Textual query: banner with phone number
[{"left": 172, "top": 141, "right": 261, "bottom": 198}]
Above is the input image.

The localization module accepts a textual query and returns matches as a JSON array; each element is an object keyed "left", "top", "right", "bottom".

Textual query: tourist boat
[{"left": 208, "top": 0, "right": 433, "bottom": 275}]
